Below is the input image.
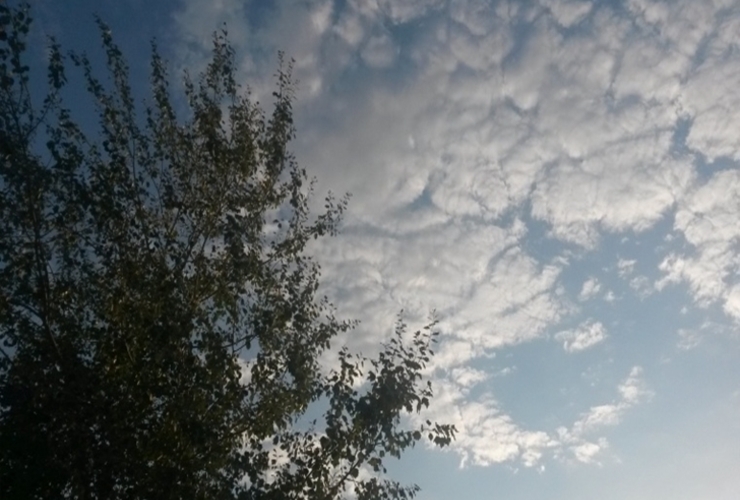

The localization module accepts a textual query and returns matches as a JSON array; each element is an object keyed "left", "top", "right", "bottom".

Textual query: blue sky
[{"left": 33, "top": 0, "right": 740, "bottom": 498}]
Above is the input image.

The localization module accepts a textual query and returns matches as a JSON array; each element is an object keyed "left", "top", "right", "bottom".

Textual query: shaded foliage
[{"left": 0, "top": 3, "right": 455, "bottom": 499}]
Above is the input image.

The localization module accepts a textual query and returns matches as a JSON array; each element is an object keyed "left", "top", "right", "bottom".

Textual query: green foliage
[{"left": 0, "top": 3, "right": 455, "bottom": 499}]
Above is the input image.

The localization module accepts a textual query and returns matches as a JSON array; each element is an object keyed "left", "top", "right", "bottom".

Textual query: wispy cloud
[
  {"left": 420, "top": 366, "right": 651, "bottom": 468},
  {"left": 557, "top": 366, "right": 652, "bottom": 464},
  {"left": 555, "top": 320, "right": 608, "bottom": 353},
  {"left": 578, "top": 277, "right": 601, "bottom": 301}
]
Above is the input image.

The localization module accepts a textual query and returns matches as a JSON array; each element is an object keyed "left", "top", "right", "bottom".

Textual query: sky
[{"left": 32, "top": 0, "right": 740, "bottom": 499}]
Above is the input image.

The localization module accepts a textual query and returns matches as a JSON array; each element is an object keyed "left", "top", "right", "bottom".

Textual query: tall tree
[{"left": 0, "top": 3, "right": 454, "bottom": 499}]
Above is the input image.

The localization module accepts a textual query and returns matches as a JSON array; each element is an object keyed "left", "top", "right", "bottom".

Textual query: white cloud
[
  {"left": 444, "top": 247, "right": 565, "bottom": 350},
  {"left": 423, "top": 381, "right": 557, "bottom": 468},
  {"left": 360, "top": 32, "right": 398, "bottom": 68},
  {"left": 310, "top": 0, "right": 333, "bottom": 34},
  {"left": 485, "top": 7, "right": 696, "bottom": 246},
  {"left": 377, "top": 0, "right": 445, "bottom": 24},
  {"left": 571, "top": 439, "right": 606, "bottom": 464},
  {"left": 683, "top": 57, "right": 740, "bottom": 161},
  {"left": 629, "top": 275, "right": 655, "bottom": 299},
  {"left": 724, "top": 285, "right": 740, "bottom": 319},
  {"left": 557, "top": 367, "right": 651, "bottom": 463},
  {"left": 530, "top": 134, "right": 693, "bottom": 247},
  {"left": 676, "top": 321, "right": 736, "bottom": 351},
  {"left": 541, "top": 0, "right": 593, "bottom": 28},
  {"left": 422, "top": 366, "right": 651, "bottom": 468},
  {"left": 334, "top": 7, "right": 366, "bottom": 47},
  {"left": 677, "top": 328, "right": 702, "bottom": 351},
  {"left": 579, "top": 277, "right": 601, "bottom": 301},
  {"left": 618, "top": 258, "right": 637, "bottom": 277},
  {"left": 555, "top": 320, "right": 608, "bottom": 352},
  {"left": 618, "top": 366, "right": 652, "bottom": 405},
  {"left": 450, "top": 366, "right": 488, "bottom": 389},
  {"left": 658, "top": 169, "right": 740, "bottom": 320},
  {"left": 572, "top": 404, "right": 623, "bottom": 434},
  {"left": 449, "top": 0, "right": 498, "bottom": 36}
]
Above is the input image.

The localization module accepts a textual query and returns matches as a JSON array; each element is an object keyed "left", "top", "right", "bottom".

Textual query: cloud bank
[{"left": 172, "top": 0, "right": 740, "bottom": 470}]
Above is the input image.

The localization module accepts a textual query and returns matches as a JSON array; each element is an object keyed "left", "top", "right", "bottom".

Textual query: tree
[{"left": 0, "top": 3, "right": 454, "bottom": 499}]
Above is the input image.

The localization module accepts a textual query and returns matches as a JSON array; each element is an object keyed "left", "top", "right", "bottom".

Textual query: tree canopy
[{"left": 0, "top": 3, "right": 454, "bottom": 499}]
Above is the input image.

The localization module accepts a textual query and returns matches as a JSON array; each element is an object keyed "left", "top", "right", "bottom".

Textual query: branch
[{"left": 0, "top": 343, "right": 13, "bottom": 364}]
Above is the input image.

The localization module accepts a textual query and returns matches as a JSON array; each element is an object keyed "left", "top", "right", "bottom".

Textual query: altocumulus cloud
[{"left": 170, "top": 0, "right": 740, "bottom": 483}]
